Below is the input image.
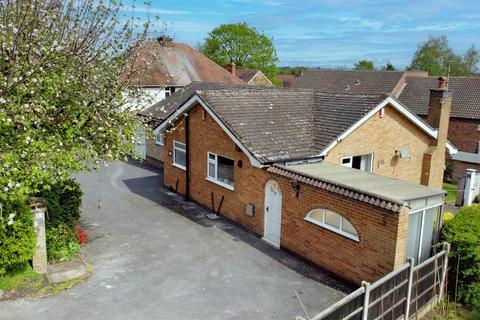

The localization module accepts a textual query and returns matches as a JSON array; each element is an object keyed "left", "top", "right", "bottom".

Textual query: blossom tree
[{"left": 0, "top": 0, "right": 150, "bottom": 203}]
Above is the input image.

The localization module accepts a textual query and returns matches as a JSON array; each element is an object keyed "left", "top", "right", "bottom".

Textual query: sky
[{"left": 122, "top": 0, "right": 480, "bottom": 69}]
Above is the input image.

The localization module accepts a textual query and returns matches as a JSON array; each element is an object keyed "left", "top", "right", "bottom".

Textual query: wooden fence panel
[{"left": 308, "top": 246, "right": 449, "bottom": 320}]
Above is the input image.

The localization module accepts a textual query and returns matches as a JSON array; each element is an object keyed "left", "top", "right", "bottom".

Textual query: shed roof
[
  {"left": 452, "top": 151, "right": 480, "bottom": 164},
  {"left": 398, "top": 76, "right": 480, "bottom": 120},
  {"left": 269, "top": 162, "right": 445, "bottom": 212},
  {"left": 122, "top": 41, "right": 245, "bottom": 87}
]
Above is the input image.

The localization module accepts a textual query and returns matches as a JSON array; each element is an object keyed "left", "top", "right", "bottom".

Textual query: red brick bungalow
[{"left": 146, "top": 80, "right": 451, "bottom": 284}]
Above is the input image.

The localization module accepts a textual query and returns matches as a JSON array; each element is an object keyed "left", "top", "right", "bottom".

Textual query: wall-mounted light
[{"left": 291, "top": 180, "right": 300, "bottom": 197}]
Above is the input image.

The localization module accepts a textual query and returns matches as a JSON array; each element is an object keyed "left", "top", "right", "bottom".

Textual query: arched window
[{"left": 305, "top": 209, "right": 359, "bottom": 241}]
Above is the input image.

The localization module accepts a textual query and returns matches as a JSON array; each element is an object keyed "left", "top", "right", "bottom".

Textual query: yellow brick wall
[{"left": 325, "top": 105, "right": 442, "bottom": 187}]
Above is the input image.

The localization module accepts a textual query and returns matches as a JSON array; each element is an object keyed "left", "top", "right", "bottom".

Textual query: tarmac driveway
[{"left": 1, "top": 160, "right": 349, "bottom": 320}]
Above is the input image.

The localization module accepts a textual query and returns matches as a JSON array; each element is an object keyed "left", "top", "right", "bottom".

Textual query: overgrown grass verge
[
  {"left": 424, "top": 301, "right": 479, "bottom": 320},
  {"left": 0, "top": 264, "right": 42, "bottom": 292}
]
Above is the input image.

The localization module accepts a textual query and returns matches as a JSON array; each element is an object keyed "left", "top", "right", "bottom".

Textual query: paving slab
[
  {"left": 0, "top": 160, "right": 349, "bottom": 320},
  {"left": 47, "top": 258, "right": 88, "bottom": 284}
]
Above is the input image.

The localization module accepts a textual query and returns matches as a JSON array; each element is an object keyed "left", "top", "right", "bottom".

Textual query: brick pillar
[{"left": 30, "top": 198, "right": 47, "bottom": 274}]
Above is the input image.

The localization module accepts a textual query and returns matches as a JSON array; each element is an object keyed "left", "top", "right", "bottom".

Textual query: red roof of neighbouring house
[{"left": 121, "top": 39, "right": 245, "bottom": 87}]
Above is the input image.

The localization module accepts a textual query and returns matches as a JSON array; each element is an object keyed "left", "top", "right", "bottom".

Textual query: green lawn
[
  {"left": 443, "top": 182, "right": 458, "bottom": 204},
  {"left": 0, "top": 265, "right": 40, "bottom": 291}
]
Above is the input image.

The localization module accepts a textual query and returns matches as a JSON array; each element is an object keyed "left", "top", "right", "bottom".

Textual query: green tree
[
  {"left": 354, "top": 60, "right": 376, "bottom": 70},
  {"left": 382, "top": 63, "right": 397, "bottom": 71},
  {"left": 408, "top": 35, "right": 479, "bottom": 76},
  {"left": 202, "top": 23, "right": 279, "bottom": 83},
  {"left": 0, "top": 0, "right": 149, "bottom": 205}
]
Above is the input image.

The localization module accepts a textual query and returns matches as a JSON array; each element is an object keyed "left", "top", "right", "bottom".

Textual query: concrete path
[{"left": 0, "top": 160, "right": 349, "bottom": 320}]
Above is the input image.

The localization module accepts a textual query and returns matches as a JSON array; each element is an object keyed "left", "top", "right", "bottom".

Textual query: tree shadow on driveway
[{"left": 122, "top": 160, "right": 355, "bottom": 294}]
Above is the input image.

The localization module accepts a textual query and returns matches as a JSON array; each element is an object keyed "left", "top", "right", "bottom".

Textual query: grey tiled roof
[
  {"left": 144, "top": 83, "right": 392, "bottom": 163},
  {"left": 197, "top": 89, "right": 317, "bottom": 163},
  {"left": 295, "top": 69, "right": 404, "bottom": 95},
  {"left": 137, "top": 82, "right": 254, "bottom": 120},
  {"left": 398, "top": 77, "right": 480, "bottom": 120}
]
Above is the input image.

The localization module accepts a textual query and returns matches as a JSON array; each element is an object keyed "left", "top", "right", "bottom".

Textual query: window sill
[
  {"left": 304, "top": 217, "right": 359, "bottom": 242},
  {"left": 155, "top": 142, "right": 164, "bottom": 146},
  {"left": 205, "top": 177, "right": 234, "bottom": 191},
  {"left": 172, "top": 163, "right": 186, "bottom": 171}
]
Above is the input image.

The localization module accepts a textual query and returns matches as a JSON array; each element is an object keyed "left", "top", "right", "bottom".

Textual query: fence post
[
  {"left": 439, "top": 243, "right": 451, "bottom": 301},
  {"left": 361, "top": 281, "right": 371, "bottom": 320},
  {"left": 404, "top": 257, "right": 415, "bottom": 320}
]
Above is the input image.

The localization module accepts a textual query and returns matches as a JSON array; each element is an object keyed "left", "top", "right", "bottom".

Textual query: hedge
[
  {"left": 442, "top": 205, "right": 480, "bottom": 309},
  {"left": 38, "top": 178, "right": 83, "bottom": 228},
  {"left": 0, "top": 198, "right": 35, "bottom": 275}
]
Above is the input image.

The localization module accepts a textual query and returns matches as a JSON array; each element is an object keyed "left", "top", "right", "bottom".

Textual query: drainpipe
[{"left": 185, "top": 114, "right": 190, "bottom": 201}]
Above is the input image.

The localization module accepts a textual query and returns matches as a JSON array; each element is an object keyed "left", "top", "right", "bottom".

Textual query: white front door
[{"left": 263, "top": 180, "right": 282, "bottom": 248}]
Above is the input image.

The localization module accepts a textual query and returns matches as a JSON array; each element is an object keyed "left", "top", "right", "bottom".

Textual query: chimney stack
[
  {"left": 426, "top": 76, "right": 451, "bottom": 133},
  {"left": 157, "top": 36, "right": 173, "bottom": 46},
  {"left": 421, "top": 76, "right": 452, "bottom": 188},
  {"left": 225, "top": 62, "right": 236, "bottom": 76}
]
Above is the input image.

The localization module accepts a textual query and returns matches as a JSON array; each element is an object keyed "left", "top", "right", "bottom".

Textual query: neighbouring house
[
  {"left": 224, "top": 62, "right": 274, "bottom": 87},
  {"left": 148, "top": 77, "right": 451, "bottom": 284},
  {"left": 277, "top": 74, "right": 299, "bottom": 88},
  {"left": 126, "top": 36, "right": 244, "bottom": 161},
  {"left": 397, "top": 76, "right": 480, "bottom": 180},
  {"left": 295, "top": 69, "right": 429, "bottom": 97},
  {"left": 295, "top": 69, "right": 473, "bottom": 182}
]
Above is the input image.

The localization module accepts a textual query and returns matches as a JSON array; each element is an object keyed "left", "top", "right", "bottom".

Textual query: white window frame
[
  {"left": 172, "top": 140, "right": 186, "bottom": 170},
  {"left": 407, "top": 204, "right": 441, "bottom": 263},
  {"left": 155, "top": 131, "right": 164, "bottom": 146},
  {"left": 206, "top": 152, "right": 234, "bottom": 191},
  {"left": 304, "top": 209, "right": 359, "bottom": 241},
  {"left": 341, "top": 153, "right": 373, "bottom": 172}
]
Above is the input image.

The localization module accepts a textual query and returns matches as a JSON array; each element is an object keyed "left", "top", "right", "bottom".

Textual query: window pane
[
  {"left": 208, "top": 162, "right": 215, "bottom": 178},
  {"left": 342, "top": 158, "right": 351, "bottom": 165},
  {"left": 217, "top": 156, "right": 234, "bottom": 186},
  {"left": 406, "top": 210, "right": 423, "bottom": 261},
  {"left": 209, "top": 153, "right": 215, "bottom": 160},
  {"left": 352, "top": 156, "right": 361, "bottom": 169},
  {"left": 360, "top": 154, "right": 372, "bottom": 172},
  {"left": 174, "top": 149, "right": 186, "bottom": 167},
  {"left": 420, "top": 207, "right": 438, "bottom": 262},
  {"left": 342, "top": 218, "right": 358, "bottom": 237},
  {"left": 325, "top": 210, "right": 341, "bottom": 229},
  {"left": 308, "top": 209, "right": 324, "bottom": 223},
  {"left": 174, "top": 141, "right": 185, "bottom": 150}
]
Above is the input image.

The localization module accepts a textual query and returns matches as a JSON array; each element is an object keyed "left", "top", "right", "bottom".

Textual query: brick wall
[
  {"left": 145, "top": 134, "right": 164, "bottom": 167},
  {"left": 163, "top": 102, "right": 407, "bottom": 284},
  {"left": 164, "top": 104, "right": 270, "bottom": 234},
  {"left": 275, "top": 175, "right": 407, "bottom": 284},
  {"left": 447, "top": 118, "right": 480, "bottom": 153},
  {"left": 325, "top": 105, "right": 436, "bottom": 186}
]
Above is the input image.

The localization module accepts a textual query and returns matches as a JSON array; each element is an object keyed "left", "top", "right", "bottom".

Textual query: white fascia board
[
  {"left": 446, "top": 142, "right": 458, "bottom": 155},
  {"left": 320, "top": 96, "right": 439, "bottom": 156},
  {"left": 153, "top": 95, "right": 264, "bottom": 168}
]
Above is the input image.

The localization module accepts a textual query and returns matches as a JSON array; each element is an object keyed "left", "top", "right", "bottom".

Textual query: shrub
[
  {"left": 38, "top": 179, "right": 82, "bottom": 228},
  {"left": 442, "top": 205, "right": 480, "bottom": 309},
  {"left": 46, "top": 224, "right": 80, "bottom": 262},
  {"left": 0, "top": 198, "right": 35, "bottom": 276}
]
